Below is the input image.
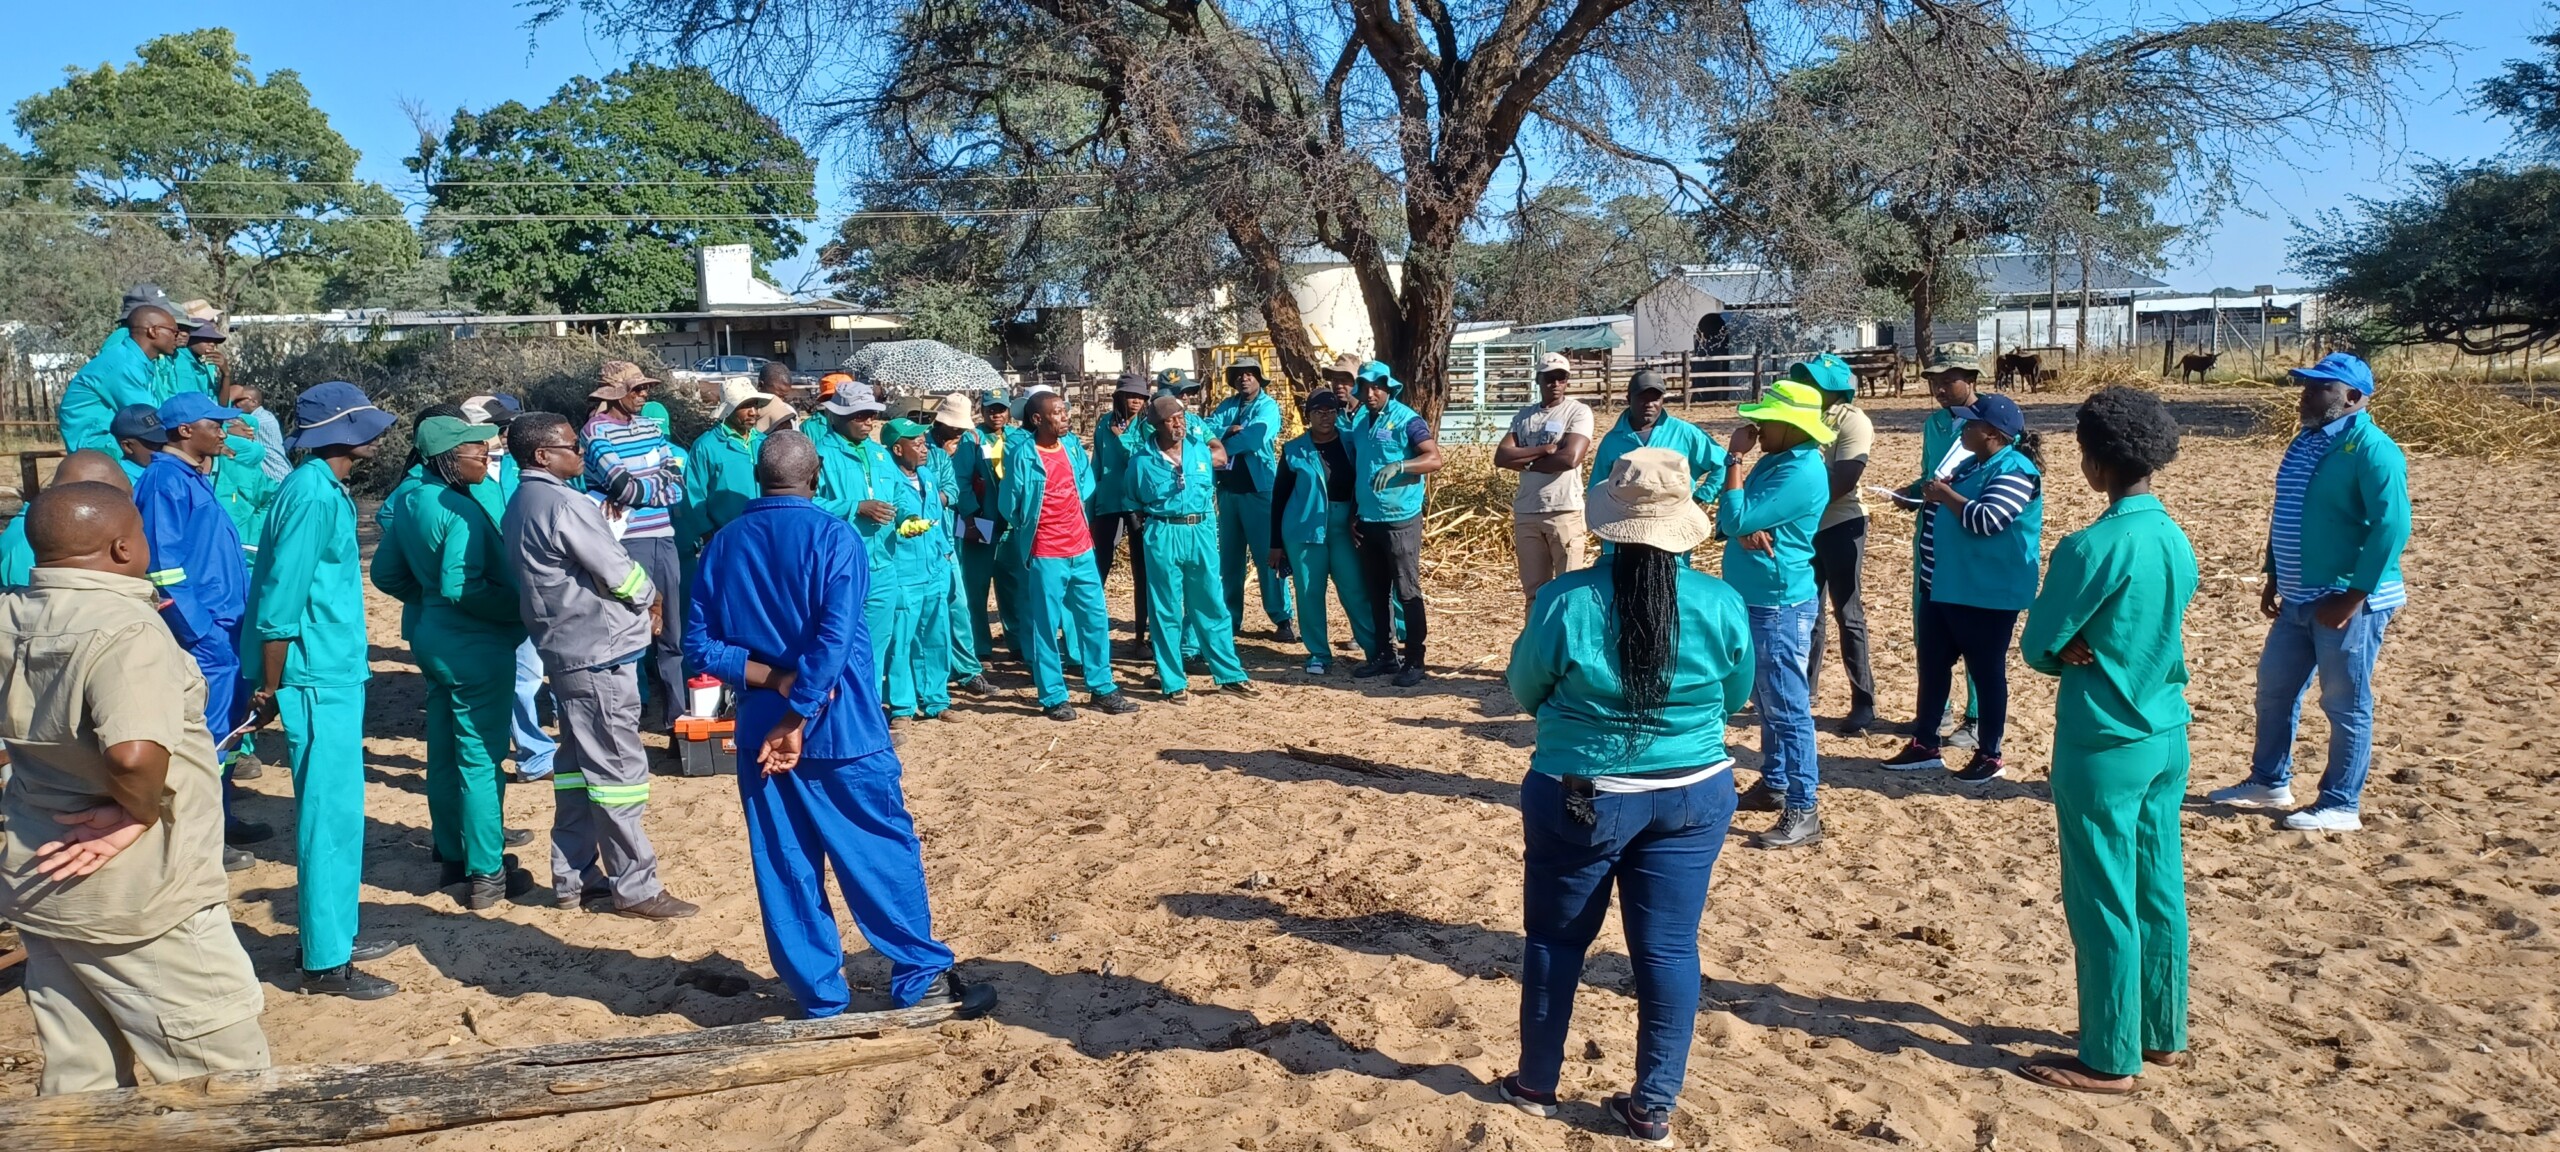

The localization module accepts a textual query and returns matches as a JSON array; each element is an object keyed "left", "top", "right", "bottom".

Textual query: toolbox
[{"left": 672, "top": 716, "right": 737, "bottom": 778}]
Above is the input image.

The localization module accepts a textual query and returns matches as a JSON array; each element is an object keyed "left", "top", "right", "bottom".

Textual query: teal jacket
[
  {"left": 242, "top": 459, "right": 373, "bottom": 689},
  {"left": 1274, "top": 433, "right": 1351, "bottom": 546},
  {"left": 1927, "top": 444, "right": 2044, "bottom": 611},
  {"left": 1345, "top": 397, "right": 1432, "bottom": 522},
  {"left": 1508, "top": 558, "right": 1757, "bottom": 776},
  {"left": 681, "top": 425, "right": 763, "bottom": 552},
  {"left": 809, "top": 424, "right": 901, "bottom": 573},
  {"left": 370, "top": 479, "right": 526, "bottom": 661},
  {"left": 926, "top": 445, "right": 964, "bottom": 555},
  {"left": 1127, "top": 437, "right": 1219, "bottom": 519},
  {"left": 0, "top": 516, "right": 30, "bottom": 589},
  {"left": 992, "top": 432, "right": 1094, "bottom": 569},
  {"left": 1715, "top": 442, "right": 1829, "bottom": 607},
  {"left": 1588, "top": 411, "right": 1727, "bottom": 505},
  {"left": 952, "top": 426, "right": 1011, "bottom": 527},
  {"left": 886, "top": 463, "right": 950, "bottom": 588},
  {"left": 2022, "top": 495, "right": 2197, "bottom": 747},
  {"left": 213, "top": 434, "right": 278, "bottom": 569},
  {"left": 2264, "top": 411, "right": 2410, "bottom": 598},
  {"left": 166, "top": 347, "right": 220, "bottom": 398},
  {"left": 1207, "top": 391, "right": 1284, "bottom": 493},
  {"left": 58, "top": 329, "right": 164, "bottom": 455},
  {"left": 1088, "top": 410, "right": 1148, "bottom": 517}
]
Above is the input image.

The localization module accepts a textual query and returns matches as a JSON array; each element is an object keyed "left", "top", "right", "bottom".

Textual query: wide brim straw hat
[
  {"left": 932, "top": 391, "right": 976, "bottom": 430},
  {"left": 1736, "top": 380, "right": 1837, "bottom": 445},
  {"left": 1586, "top": 447, "right": 1713, "bottom": 553}
]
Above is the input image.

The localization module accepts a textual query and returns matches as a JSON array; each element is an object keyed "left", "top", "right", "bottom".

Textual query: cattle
[
  {"left": 2180, "top": 351, "right": 2220, "bottom": 383},
  {"left": 1995, "top": 349, "right": 2044, "bottom": 392}
]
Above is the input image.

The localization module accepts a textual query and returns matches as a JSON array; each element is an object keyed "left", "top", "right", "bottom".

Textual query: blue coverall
[{"left": 135, "top": 452, "right": 250, "bottom": 775}]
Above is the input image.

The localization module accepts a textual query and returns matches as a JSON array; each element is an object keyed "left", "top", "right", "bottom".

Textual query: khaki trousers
[
  {"left": 1514, "top": 509, "right": 1588, "bottom": 600},
  {"left": 22, "top": 903, "right": 271, "bottom": 1094}
]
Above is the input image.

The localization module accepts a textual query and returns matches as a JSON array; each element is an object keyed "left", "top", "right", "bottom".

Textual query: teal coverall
[
  {"left": 928, "top": 442, "right": 980, "bottom": 681},
  {"left": 1209, "top": 390, "right": 1294, "bottom": 633},
  {"left": 1127, "top": 437, "right": 1249, "bottom": 694},
  {"left": 680, "top": 424, "right": 762, "bottom": 556},
  {"left": 992, "top": 435, "right": 1119, "bottom": 708},
  {"left": 812, "top": 424, "right": 905, "bottom": 686},
  {"left": 1272, "top": 432, "right": 1379, "bottom": 667},
  {"left": 57, "top": 328, "right": 164, "bottom": 455},
  {"left": 242, "top": 459, "right": 373, "bottom": 971},
  {"left": 213, "top": 434, "right": 278, "bottom": 570},
  {"left": 2020, "top": 493, "right": 2199, "bottom": 1077},
  {"left": 954, "top": 427, "right": 1025, "bottom": 662},
  {"left": 884, "top": 461, "right": 954, "bottom": 718},
  {"left": 372, "top": 479, "right": 527, "bottom": 878}
]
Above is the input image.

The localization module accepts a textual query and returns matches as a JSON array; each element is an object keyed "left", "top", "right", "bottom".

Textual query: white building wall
[{"left": 1975, "top": 304, "right": 2139, "bottom": 352}]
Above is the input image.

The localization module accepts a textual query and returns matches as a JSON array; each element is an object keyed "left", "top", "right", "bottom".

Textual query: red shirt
[{"left": 1031, "top": 445, "right": 1093, "bottom": 559}]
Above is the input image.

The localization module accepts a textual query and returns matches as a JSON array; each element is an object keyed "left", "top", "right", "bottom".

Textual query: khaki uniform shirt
[
  {"left": 1818, "top": 404, "right": 1875, "bottom": 531},
  {"left": 0, "top": 568, "right": 224, "bottom": 945}
]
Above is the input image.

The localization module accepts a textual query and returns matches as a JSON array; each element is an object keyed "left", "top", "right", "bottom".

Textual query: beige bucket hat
[{"left": 1586, "top": 447, "right": 1712, "bottom": 553}]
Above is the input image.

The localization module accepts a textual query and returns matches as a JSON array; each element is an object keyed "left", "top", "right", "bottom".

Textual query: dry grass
[
  {"left": 2248, "top": 370, "right": 2560, "bottom": 460},
  {"left": 1420, "top": 446, "right": 1519, "bottom": 568}
]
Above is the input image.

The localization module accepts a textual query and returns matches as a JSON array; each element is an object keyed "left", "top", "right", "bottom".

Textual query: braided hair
[{"left": 1609, "top": 543, "right": 1682, "bottom": 749}]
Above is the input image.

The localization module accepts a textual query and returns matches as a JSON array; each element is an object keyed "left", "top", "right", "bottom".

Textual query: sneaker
[
  {"left": 1393, "top": 664, "right": 1429, "bottom": 688},
  {"left": 954, "top": 675, "right": 993, "bottom": 696},
  {"left": 1303, "top": 658, "right": 1331, "bottom": 676},
  {"left": 1350, "top": 657, "right": 1400, "bottom": 679},
  {"left": 615, "top": 892, "right": 702, "bottom": 920},
  {"left": 1273, "top": 621, "right": 1300, "bottom": 645},
  {"left": 348, "top": 938, "right": 402, "bottom": 963},
  {"left": 1496, "top": 1074, "right": 1558, "bottom": 1118},
  {"left": 1219, "top": 680, "right": 1261, "bottom": 698},
  {"left": 1090, "top": 692, "right": 1141, "bottom": 716},
  {"left": 1944, "top": 719, "right": 1980, "bottom": 750},
  {"left": 225, "top": 818, "right": 274, "bottom": 846},
  {"left": 1603, "top": 1094, "right": 1674, "bottom": 1148},
  {"left": 1880, "top": 741, "right": 1944, "bottom": 772},
  {"left": 300, "top": 963, "right": 399, "bottom": 1001},
  {"left": 1758, "top": 807, "right": 1824, "bottom": 849},
  {"left": 1163, "top": 691, "right": 1191, "bottom": 706},
  {"left": 222, "top": 846, "right": 255, "bottom": 873},
  {"left": 1044, "top": 703, "right": 1079, "bottom": 722},
  {"left": 2207, "top": 781, "right": 2295, "bottom": 809},
  {"left": 1952, "top": 753, "right": 2007, "bottom": 783},
  {"left": 913, "top": 970, "right": 999, "bottom": 1020},
  {"left": 1736, "top": 781, "right": 1783, "bottom": 812},
  {"left": 1841, "top": 704, "right": 1878, "bottom": 738},
  {"left": 2281, "top": 806, "right": 2363, "bottom": 832}
]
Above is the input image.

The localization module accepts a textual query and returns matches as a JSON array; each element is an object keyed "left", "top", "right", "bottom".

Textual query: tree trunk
[
  {"left": 1220, "top": 206, "right": 1323, "bottom": 391},
  {"left": 0, "top": 1008, "right": 945, "bottom": 1152},
  {"left": 1388, "top": 223, "right": 1466, "bottom": 425}
]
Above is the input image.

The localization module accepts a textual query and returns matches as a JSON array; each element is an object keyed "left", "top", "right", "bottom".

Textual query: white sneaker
[
  {"left": 2281, "top": 806, "right": 2363, "bottom": 832},
  {"left": 2206, "top": 781, "right": 2295, "bottom": 809}
]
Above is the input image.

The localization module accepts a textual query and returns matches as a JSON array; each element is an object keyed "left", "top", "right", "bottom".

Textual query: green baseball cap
[
  {"left": 416, "top": 415, "right": 500, "bottom": 458},
  {"left": 881, "top": 417, "right": 930, "bottom": 445}
]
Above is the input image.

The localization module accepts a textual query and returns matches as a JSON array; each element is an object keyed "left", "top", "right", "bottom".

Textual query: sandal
[
  {"left": 2018, "top": 1056, "right": 2136, "bottom": 1095},
  {"left": 2143, "top": 1049, "right": 2193, "bottom": 1069}
]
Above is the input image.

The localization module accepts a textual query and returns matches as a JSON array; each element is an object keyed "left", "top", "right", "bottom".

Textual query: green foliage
[
  {"left": 10, "top": 28, "right": 417, "bottom": 313},
  {"left": 413, "top": 64, "right": 817, "bottom": 315},
  {"left": 885, "top": 282, "right": 1001, "bottom": 355},
  {"left": 1455, "top": 188, "right": 1710, "bottom": 323},
  {"left": 0, "top": 150, "right": 211, "bottom": 353},
  {"left": 2294, "top": 165, "right": 2560, "bottom": 357},
  {"left": 2479, "top": 16, "right": 2560, "bottom": 157}
]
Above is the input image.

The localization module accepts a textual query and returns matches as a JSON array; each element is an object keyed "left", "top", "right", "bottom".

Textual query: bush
[{"left": 230, "top": 328, "right": 710, "bottom": 494}]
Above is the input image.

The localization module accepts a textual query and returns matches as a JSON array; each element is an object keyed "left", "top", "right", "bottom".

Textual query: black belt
[{"left": 1147, "top": 513, "right": 1207, "bottom": 525}]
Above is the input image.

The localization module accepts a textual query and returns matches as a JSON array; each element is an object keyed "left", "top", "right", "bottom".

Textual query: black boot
[
  {"left": 914, "top": 969, "right": 999, "bottom": 1019},
  {"left": 301, "top": 963, "right": 399, "bottom": 1000},
  {"left": 461, "top": 866, "right": 537, "bottom": 910}
]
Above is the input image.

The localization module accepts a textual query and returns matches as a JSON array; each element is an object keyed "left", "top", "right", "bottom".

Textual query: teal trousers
[
  {"left": 961, "top": 537, "right": 1022, "bottom": 662},
  {"left": 1143, "top": 519, "right": 1248, "bottom": 693},
  {"left": 281, "top": 684, "right": 366, "bottom": 971},
  {"left": 945, "top": 561, "right": 981, "bottom": 679},
  {"left": 1217, "top": 489, "right": 1294, "bottom": 632},
  {"left": 2050, "top": 729, "right": 2191, "bottom": 1076},
  {"left": 420, "top": 647, "right": 514, "bottom": 877},
  {"left": 1285, "top": 505, "right": 1380, "bottom": 665},
  {"left": 864, "top": 562, "right": 897, "bottom": 688},
  {"left": 1022, "top": 551, "right": 1118, "bottom": 707},
  {"left": 885, "top": 574, "right": 954, "bottom": 718}
]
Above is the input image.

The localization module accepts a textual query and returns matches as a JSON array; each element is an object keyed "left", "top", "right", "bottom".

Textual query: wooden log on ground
[{"left": 0, "top": 1003, "right": 957, "bottom": 1152}]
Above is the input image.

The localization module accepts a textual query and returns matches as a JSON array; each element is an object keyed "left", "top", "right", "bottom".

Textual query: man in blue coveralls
[
  {"left": 134, "top": 392, "right": 263, "bottom": 859},
  {"left": 684, "top": 431, "right": 995, "bottom": 1020}
]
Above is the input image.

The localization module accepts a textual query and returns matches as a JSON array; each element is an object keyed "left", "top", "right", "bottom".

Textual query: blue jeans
[
  {"left": 512, "top": 639, "right": 557, "bottom": 781},
  {"left": 2249, "top": 600, "right": 2395, "bottom": 811},
  {"left": 1517, "top": 770, "right": 1737, "bottom": 1111},
  {"left": 1749, "top": 599, "right": 1820, "bottom": 809}
]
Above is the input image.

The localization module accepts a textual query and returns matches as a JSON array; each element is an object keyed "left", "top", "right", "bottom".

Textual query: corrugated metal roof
[
  {"left": 1966, "top": 254, "right": 2167, "bottom": 297},
  {"left": 1674, "top": 265, "right": 1798, "bottom": 307}
]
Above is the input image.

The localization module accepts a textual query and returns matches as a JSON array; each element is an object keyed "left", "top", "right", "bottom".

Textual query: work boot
[
  {"left": 1758, "top": 808, "right": 1825, "bottom": 849},
  {"left": 461, "top": 866, "right": 537, "bottom": 910},
  {"left": 1273, "top": 621, "right": 1300, "bottom": 645},
  {"left": 225, "top": 818, "right": 273, "bottom": 846},
  {"left": 913, "top": 970, "right": 999, "bottom": 1019},
  {"left": 301, "top": 963, "right": 399, "bottom": 1001},
  {"left": 1841, "top": 700, "right": 1878, "bottom": 737},
  {"left": 1044, "top": 703, "right": 1079, "bottom": 722},
  {"left": 222, "top": 846, "right": 255, "bottom": 873},
  {"left": 615, "top": 892, "right": 701, "bottom": 920},
  {"left": 1090, "top": 692, "right": 1140, "bottom": 716}
]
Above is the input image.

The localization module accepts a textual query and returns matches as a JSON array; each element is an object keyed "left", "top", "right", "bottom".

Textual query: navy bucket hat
[{"left": 290, "top": 381, "right": 399, "bottom": 452}]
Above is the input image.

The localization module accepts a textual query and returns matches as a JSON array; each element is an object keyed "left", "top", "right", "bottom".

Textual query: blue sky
[{"left": 2, "top": 0, "right": 2547, "bottom": 295}]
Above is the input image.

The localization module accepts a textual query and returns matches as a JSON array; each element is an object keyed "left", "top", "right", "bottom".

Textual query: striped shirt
[
  {"left": 1917, "top": 467, "right": 2038, "bottom": 592},
  {"left": 581, "top": 412, "right": 681, "bottom": 539},
  {"left": 2271, "top": 414, "right": 2407, "bottom": 611}
]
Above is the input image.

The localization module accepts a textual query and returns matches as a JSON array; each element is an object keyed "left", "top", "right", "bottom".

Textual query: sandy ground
[{"left": 3, "top": 387, "right": 2556, "bottom": 1150}]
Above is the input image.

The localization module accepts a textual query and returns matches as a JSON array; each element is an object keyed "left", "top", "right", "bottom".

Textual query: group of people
[
  {"left": 0, "top": 284, "right": 2414, "bottom": 1146},
  {"left": 1494, "top": 345, "right": 2408, "bottom": 1140}
]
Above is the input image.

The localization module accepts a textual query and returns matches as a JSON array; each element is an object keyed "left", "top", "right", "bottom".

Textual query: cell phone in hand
[{"left": 1871, "top": 485, "right": 1922, "bottom": 509}]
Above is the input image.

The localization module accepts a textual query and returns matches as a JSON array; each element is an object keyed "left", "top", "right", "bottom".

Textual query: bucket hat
[
  {"left": 1587, "top": 447, "right": 1713, "bottom": 553},
  {"left": 288, "top": 381, "right": 398, "bottom": 452},
  {"left": 590, "top": 360, "right": 659, "bottom": 401},
  {"left": 1736, "top": 381, "right": 1838, "bottom": 445},
  {"left": 933, "top": 391, "right": 976, "bottom": 430},
  {"left": 822, "top": 385, "right": 886, "bottom": 417}
]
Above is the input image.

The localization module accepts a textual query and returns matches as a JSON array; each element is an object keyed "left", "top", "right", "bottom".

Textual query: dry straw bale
[{"left": 2250, "top": 370, "right": 2560, "bottom": 461}]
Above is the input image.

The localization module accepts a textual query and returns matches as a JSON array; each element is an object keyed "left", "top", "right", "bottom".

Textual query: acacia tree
[
  {"left": 412, "top": 63, "right": 817, "bottom": 314},
  {"left": 1455, "top": 187, "right": 1712, "bottom": 323},
  {"left": 535, "top": 0, "right": 1754, "bottom": 419},
  {"left": 12, "top": 28, "right": 415, "bottom": 314}
]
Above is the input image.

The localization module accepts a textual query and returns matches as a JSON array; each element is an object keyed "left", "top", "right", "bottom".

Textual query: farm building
[{"left": 1967, "top": 252, "right": 2171, "bottom": 355}]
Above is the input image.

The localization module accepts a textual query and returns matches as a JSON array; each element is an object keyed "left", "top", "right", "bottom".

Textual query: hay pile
[
  {"left": 1420, "top": 447, "right": 1519, "bottom": 572},
  {"left": 2251, "top": 371, "right": 2560, "bottom": 461}
]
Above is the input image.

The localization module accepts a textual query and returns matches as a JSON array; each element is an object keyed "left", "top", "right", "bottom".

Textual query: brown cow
[
  {"left": 2180, "top": 351, "right": 2219, "bottom": 383},
  {"left": 1995, "top": 349, "right": 2042, "bottom": 392}
]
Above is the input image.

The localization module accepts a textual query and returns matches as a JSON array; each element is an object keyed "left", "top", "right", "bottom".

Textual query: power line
[
  {"left": 0, "top": 173, "right": 1108, "bottom": 187},
  {"left": 0, "top": 206, "right": 1099, "bottom": 222}
]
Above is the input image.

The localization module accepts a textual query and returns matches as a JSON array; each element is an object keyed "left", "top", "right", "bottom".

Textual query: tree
[
  {"left": 412, "top": 64, "right": 817, "bottom": 314},
  {"left": 1711, "top": 2, "right": 2431, "bottom": 349},
  {"left": 12, "top": 28, "right": 416, "bottom": 314},
  {"left": 2478, "top": 18, "right": 2560, "bottom": 157},
  {"left": 1455, "top": 187, "right": 1712, "bottom": 324},
  {"left": 533, "top": 0, "right": 1757, "bottom": 420}
]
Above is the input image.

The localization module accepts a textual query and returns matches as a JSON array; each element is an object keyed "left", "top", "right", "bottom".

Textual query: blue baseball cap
[
  {"left": 111, "top": 403, "right": 166, "bottom": 445},
  {"left": 157, "top": 392, "right": 232, "bottom": 432},
  {"left": 2289, "top": 352, "right": 2375, "bottom": 396},
  {"left": 1948, "top": 392, "right": 2026, "bottom": 439},
  {"left": 289, "top": 381, "right": 398, "bottom": 452}
]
